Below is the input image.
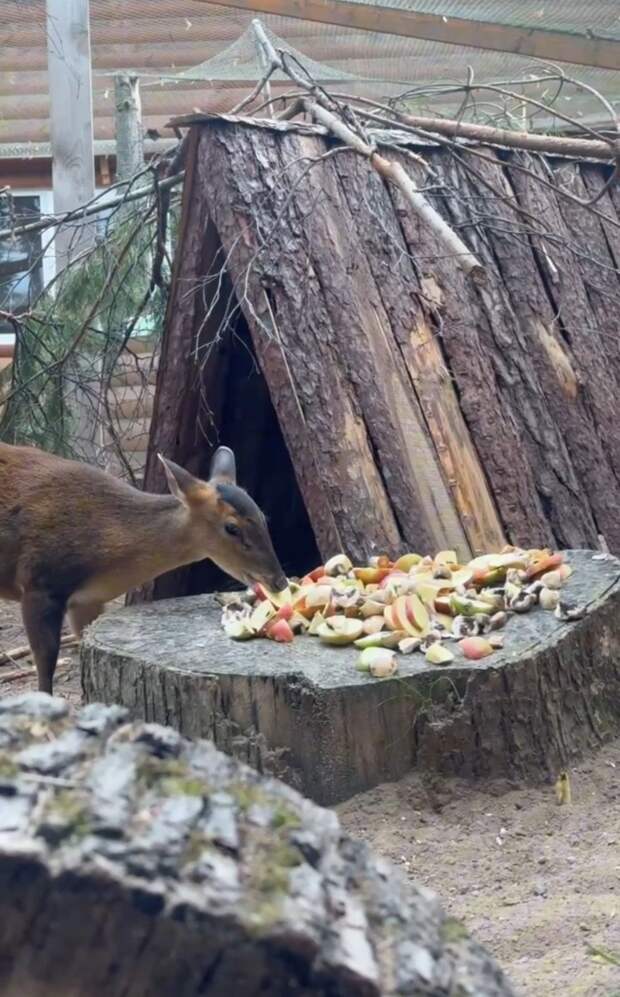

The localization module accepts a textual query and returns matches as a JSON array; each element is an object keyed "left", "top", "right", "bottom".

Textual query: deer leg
[
  {"left": 67, "top": 602, "right": 103, "bottom": 639},
  {"left": 20, "top": 589, "right": 66, "bottom": 694}
]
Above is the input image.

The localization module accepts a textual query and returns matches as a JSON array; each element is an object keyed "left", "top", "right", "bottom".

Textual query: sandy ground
[{"left": 1, "top": 601, "right": 619, "bottom": 996}]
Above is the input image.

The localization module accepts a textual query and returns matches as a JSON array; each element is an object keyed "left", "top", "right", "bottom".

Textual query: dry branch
[
  {"left": 0, "top": 635, "right": 78, "bottom": 667},
  {"left": 0, "top": 171, "right": 184, "bottom": 243},
  {"left": 244, "top": 24, "right": 484, "bottom": 281},
  {"left": 307, "top": 100, "right": 485, "bottom": 281},
  {"left": 376, "top": 111, "right": 619, "bottom": 163}
]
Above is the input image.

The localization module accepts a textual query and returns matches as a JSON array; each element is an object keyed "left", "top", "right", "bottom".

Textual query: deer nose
[{"left": 269, "top": 569, "right": 288, "bottom": 593}]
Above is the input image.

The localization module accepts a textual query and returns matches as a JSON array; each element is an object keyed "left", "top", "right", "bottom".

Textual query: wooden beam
[
  {"left": 46, "top": 0, "right": 96, "bottom": 266},
  {"left": 193, "top": 0, "right": 620, "bottom": 71}
]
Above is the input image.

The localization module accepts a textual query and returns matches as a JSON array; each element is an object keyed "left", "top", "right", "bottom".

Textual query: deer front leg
[
  {"left": 67, "top": 602, "right": 103, "bottom": 639},
  {"left": 20, "top": 589, "right": 66, "bottom": 694}
]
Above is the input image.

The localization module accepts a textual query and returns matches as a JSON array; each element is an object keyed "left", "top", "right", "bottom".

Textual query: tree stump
[
  {"left": 82, "top": 550, "right": 620, "bottom": 805},
  {"left": 0, "top": 693, "right": 515, "bottom": 997}
]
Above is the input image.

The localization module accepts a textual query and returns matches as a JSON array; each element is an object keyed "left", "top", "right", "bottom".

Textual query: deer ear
[
  {"left": 157, "top": 454, "right": 203, "bottom": 502},
  {"left": 209, "top": 446, "right": 236, "bottom": 483}
]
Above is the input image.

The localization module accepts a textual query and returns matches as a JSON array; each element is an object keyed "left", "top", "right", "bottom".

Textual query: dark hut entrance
[
  {"left": 177, "top": 309, "right": 319, "bottom": 596},
  {"left": 134, "top": 238, "right": 320, "bottom": 602}
]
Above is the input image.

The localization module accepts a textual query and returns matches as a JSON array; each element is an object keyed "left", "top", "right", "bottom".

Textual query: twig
[
  {"left": 306, "top": 100, "right": 485, "bottom": 281},
  {"left": 0, "top": 172, "right": 184, "bottom": 243},
  {"left": 375, "top": 111, "right": 617, "bottom": 164},
  {"left": 0, "top": 635, "right": 79, "bottom": 667},
  {"left": 1, "top": 668, "right": 36, "bottom": 683},
  {"left": 246, "top": 29, "right": 485, "bottom": 281}
]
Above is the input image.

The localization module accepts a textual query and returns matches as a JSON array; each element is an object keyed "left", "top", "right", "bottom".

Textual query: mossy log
[
  {"left": 82, "top": 550, "right": 620, "bottom": 805},
  {"left": 0, "top": 693, "right": 514, "bottom": 997}
]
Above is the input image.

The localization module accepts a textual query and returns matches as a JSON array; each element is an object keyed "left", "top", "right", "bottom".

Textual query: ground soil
[{"left": 1, "top": 602, "right": 619, "bottom": 997}]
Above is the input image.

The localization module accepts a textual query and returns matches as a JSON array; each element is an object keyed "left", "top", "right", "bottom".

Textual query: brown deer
[{"left": 0, "top": 442, "right": 287, "bottom": 694}]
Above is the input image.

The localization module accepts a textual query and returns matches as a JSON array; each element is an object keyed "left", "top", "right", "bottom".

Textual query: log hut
[{"left": 136, "top": 112, "right": 620, "bottom": 601}]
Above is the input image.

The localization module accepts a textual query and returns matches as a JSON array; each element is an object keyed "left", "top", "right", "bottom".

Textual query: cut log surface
[
  {"left": 82, "top": 550, "right": 620, "bottom": 806},
  {"left": 0, "top": 694, "right": 516, "bottom": 997}
]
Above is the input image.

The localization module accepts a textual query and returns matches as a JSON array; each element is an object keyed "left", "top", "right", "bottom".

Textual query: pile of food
[{"left": 220, "top": 547, "right": 575, "bottom": 678}]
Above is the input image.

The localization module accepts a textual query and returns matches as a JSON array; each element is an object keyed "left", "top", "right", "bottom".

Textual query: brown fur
[{"left": 0, "top": 442, "right": 286, "bottom": 693}]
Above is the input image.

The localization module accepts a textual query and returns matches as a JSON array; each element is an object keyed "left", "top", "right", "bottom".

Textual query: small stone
[
  {"left": 17, "top": 730, "right": 88, "bottom": 775},
  {"left": 0, "top": 692, "right": 68, "bottom": 721},
  {"left": 202, "top": 793, "right": 240, "bottom": 852},
  {"left": 77, "top": 703, "right": 128, "bottom": 736},
  {"left": 133, "top": 724, "right": 182, "bottom": 757},
  {"left": 291, "top": 829, "right": 322, "bottom": 867},
  {"left": 0, "top": 793, "right": 33, "bottom": 833}
]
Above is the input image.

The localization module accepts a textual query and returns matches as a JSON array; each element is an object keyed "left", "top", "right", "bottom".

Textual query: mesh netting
[
  {"left": 155, "top": 21, "right": 360, "bottom": 83},
  {"left": 0, "top": 0, "right": 618, "bottom": 147},
  {"left": 92, "top": 0, "right": 619, "bottom": 132}
]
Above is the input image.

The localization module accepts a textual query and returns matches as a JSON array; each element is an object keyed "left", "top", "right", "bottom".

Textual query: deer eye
[{"left": 225, "top": 522, "right": 241, "bottom": 538}]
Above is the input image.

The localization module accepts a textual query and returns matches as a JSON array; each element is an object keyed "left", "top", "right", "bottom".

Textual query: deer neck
[{"left": 137, "top": 493, "right": 208, "bottom": 576}]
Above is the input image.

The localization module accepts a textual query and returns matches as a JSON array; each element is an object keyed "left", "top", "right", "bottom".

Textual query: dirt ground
[{"left": 1, "top": 603, "right": 619, "bottom": 997}]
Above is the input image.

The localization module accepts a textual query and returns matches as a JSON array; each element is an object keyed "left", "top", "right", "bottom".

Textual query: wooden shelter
[{"left": 140, "top": 114, "right": 620, "bottom": 596}]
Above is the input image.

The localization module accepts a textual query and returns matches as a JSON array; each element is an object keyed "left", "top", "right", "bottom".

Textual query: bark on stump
[
  {"left": 82, "top": 551, "right": 620, "bottom": 805},
  {"left": 0, "top": 693, "right": 515, "bottom": 997}
]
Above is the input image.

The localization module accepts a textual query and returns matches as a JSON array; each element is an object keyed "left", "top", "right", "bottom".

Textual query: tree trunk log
[
  {"left": 0, "top": 693, "right": 515, "bottom": 997},
  {"left": 82, "top": 550, "right": 620, "bottom": 806},
  {"left": 195, "top": 124, "right": 474, "bottom": 562}
]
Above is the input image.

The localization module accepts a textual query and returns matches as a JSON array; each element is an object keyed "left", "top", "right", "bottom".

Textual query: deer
[{"left": 0, "top": 442, "right": 287, "bottom": 695}]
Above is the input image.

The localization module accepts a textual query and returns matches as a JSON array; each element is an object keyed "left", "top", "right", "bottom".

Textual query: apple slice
[
  {"left": 249, "top": 601, "right": 277, "bottom": 633},
  {"left": 425, "top": 643, "right": 455, "bottom": 665},
  {"left": 395, "top": 594, "right": 430, "bottom": 636},
  {"left": 368, "top": 554, "right": 392, "bottom": 569},
  {"left": 458, "top": 636, "right": 495, "bottom": 660},
  {"left": 360, "top": 599, "right": 387, "bottom": 618},
  {"left": 412, "top": 569, "right": 473, "bottom": 596},
  {"left": 324, "top": 554, "right": 353, "bottom": 577},
  {"left": 449, "top": 592, "right": 495, "bottom": 618},
  {"left": 363, "top": 615, "right": 386, "bottom": 635},
  {"left": 384, "top": 604, "right": 397, "bottom": 630},
  {"left": 526, "top": 552, "right": 564, "bottom": 579},
  {"left": 223, "top": 619, "right": 255, "bottom": 641},
  {"left": 379, "top": 570, "right": 409, "bottom": 589},
  {"left": 307, "top": 611, "right": 326, "bottom": 636},
  {"left": 434, "top": 612, "right": 455, "bottom": 632},
  {"left": 305, "top": 585, "right": 333, "bottom": 609},
  {"left": 266, "top": 618, "right": 295, "bottom": 642},
  {"left": 354, "top": 630, "right": 405, "bottom": 649},
  {"left": 394, "top": 553, "right": 423, "bottom": 572},
  {"left": 354, "top": 566, "right": 391, "bottom": 585},
  {"left": 253, "top": 582, "right": 293, "bottom": 608},
  {"left": 558, "top": 563, "right": 572, "bottom": 582},
  {"left": 317, "top": 618, "right": 364, "bottom": 645},
  {"left": 356, "top": 647, "right": 398, "bottom": 678},
  {"left": 469, "top": 552, "right": 528, "bottom": 573},
  {"left": 434, "top": 594, "right": 452, "bottom": 615},
  {"left": 289, "top": 613, "right": 310, "bottom": 634},
  {"left": 434, "top": 549, "right": 458, "bottom": 567}
]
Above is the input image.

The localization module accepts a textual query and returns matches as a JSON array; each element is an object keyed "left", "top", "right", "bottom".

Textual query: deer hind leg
[
  {"left": 67, "top": 602, "right": 103, "bottom": 639},
  {"left": 20, "top": 589, "right": 66, "bottom": 695}
]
